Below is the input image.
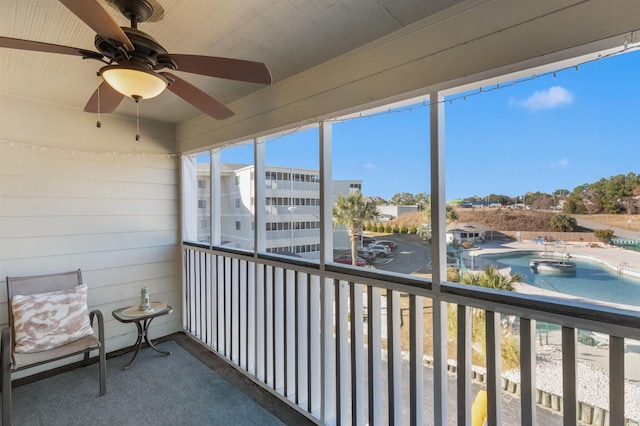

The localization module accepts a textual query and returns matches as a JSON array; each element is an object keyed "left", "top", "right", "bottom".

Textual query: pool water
[{"left": 491, "top": 253, "right": 640, "bottom": 308}]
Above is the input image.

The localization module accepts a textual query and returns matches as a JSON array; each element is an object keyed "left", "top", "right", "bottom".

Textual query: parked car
[
  {"left": 362, "top": 236, "right": 376, "bottom": 246},
  {"left": 333, "top": 253, "right": 366, "bottom": 267},
  {"left": 366, "top": 244, "right": 391, "bottom": 257},
  {"left": 375, "top": 240, "right": 398, "bottom": 250},
  {"left": 354, "top": 249, "right": 376, "bottom": 263}
]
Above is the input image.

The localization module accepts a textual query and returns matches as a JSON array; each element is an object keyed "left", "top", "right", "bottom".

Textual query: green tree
[
  {"left": 389, "top": 192, "right": 415, "bottom": 205},
  {"left": 553, "top": 189, "right": 570, "bottom": 198},
  {"left": 333, "top": 192, "right": 379, "bottom": 266},
  {"left": 549, "top": 214, "right": 577, "bottom": 232},
  {"left": 446, "top": 205, "right": 458, "bottom": 223},
  {"left": 594, "top": 229, "right": 614, "bottom": 244}
]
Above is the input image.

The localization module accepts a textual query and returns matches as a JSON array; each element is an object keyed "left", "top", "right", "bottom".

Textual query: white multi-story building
[{"left": 197, "top": 163, "right": 361, "bottom": 259}]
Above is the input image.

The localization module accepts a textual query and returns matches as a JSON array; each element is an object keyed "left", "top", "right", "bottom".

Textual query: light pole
[{"left": 288, "top": 206, "right": 297, "bottom": 253}]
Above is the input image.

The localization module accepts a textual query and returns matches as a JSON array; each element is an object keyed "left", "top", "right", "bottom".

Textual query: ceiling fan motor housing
[{"left": 95, "top": 27, "right": 167, "bottom": 70}]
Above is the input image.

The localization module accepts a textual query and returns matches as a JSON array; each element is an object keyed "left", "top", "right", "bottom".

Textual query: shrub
[
  {"left": 377, "top": 224, "right": 385, "bottom": 232},
  {"left": 549, "top": 214, "right": 577, "bottom": 232},
  {"left": 447, "top": 267, "right": 460, "bottom": 282},
  {"left": 392, "top": 224, "right": 400, "bottom": 234},
  {"left": 400, "top": 225, "right": 409, "bottom": 234},
  {"left": 594, "top": 229, "right": 614, "bottom": 243},
  {"left": 384, "top": 224, "right": 392, "bottom": 233},
  {"left": 409, "top": 225, "right": 417, "bottom": 234}
]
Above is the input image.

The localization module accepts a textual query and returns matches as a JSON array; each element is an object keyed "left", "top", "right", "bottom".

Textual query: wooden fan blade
[
  {"left": 161, "top": 72, "right": 235, "bottom": 120},
  {"left": 0, "top": 36, "right": 103, "bottom": 59},
  {"left": 84, "top": 82, "right": 125, "bottom": 113},
  {"left": 60, "top": 0, "right": 134, "bottom": 51},
  {"left": 159, "top": 54, "right": 272, "bottom": 85}
]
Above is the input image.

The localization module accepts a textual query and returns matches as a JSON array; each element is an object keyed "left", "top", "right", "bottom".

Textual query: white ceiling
[{"left": 0, "top": 0, "right": 466, "bottom": 124}]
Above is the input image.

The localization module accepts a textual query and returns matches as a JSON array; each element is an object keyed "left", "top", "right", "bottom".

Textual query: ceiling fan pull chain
[
  {"left": 134, "top": 95, "right": 141, "bottom": 141},
  {"left": 96, "top": 73, "right": 102, "bottom": 128}
]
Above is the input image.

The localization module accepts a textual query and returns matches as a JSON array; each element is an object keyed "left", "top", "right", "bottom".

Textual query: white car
[{"left": 367, "top": 244, "right": 391, "bottom": 257}]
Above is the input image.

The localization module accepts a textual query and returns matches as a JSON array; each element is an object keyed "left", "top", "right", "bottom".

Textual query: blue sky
[{"left": 222, "top": 48, "right": 639, "bottom": 201}]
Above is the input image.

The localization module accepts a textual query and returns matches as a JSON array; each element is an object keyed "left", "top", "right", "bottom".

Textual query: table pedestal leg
[{"left": 120, "top": 317, "right": 171, "bottom": 370}]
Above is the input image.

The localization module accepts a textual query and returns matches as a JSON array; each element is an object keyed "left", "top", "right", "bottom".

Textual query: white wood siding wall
[{"left": 0, "top": 95, "right": 182, "bottom": 373}]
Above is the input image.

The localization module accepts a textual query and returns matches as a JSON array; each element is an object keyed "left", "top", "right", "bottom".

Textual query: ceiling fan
[{"left": 0, "top": 0, "right": 273, "bottom": 121}]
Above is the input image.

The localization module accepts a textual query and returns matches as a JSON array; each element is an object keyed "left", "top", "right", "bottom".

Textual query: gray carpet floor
[{"left": 4, "top": 336, "right": 313, "bottom": 425}]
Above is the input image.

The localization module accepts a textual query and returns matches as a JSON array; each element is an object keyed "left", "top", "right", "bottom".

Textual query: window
[
  {"left": 235, "top": 176, "right": 240, "bottom": 185},
  {"left": 198, "top": 200, "right": 207, "bottom": 209},
  {"left": 197, "top": 179, "right": 206, "bottom": 188},
  {"left": 235, "top": 198, "right": 241, "bottom": 208},
  {"left": 235, "top": 221, "right": 241, "bottom": 231}
]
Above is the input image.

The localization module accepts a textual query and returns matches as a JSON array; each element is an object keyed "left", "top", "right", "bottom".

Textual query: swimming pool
[{"left": 485, "top": 252, "right": 640, "bottom": 308}]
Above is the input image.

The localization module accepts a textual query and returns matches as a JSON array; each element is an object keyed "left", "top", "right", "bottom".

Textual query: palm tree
[
  {"left": 333, "top": 192, "right": 379, "bottom": 266},
  {"left": 460, "top": 265, "right": 522, "bottom": 291}
]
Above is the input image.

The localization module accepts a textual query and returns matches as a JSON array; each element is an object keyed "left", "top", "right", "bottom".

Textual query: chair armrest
[{"left": 89, "top": 310, "right": 105, "bottom": 344}]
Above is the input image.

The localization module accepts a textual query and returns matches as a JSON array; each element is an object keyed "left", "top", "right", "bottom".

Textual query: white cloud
[
  {"left": 517, "top": 86, "right": 574, "bottom": 111},
  {"left": 550, "top": 158, "right": 570, "bottom": 169},
  {"left": 361, "top": 161, "right": 375, "bottom": 170}
]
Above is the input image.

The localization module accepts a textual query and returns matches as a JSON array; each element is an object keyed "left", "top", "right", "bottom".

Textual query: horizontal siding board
[
  {"left": 89, "top": 274, "right": 181, "bottom": 306},
  {"left": 2, "top": 159, "right": 178, "bottom": 182},
  {"left": 1, "top": 231, "right": 179, "bottom": 259},
  {"left": 0, "top": 198, "right": 177, "bottom": 217},
  {"left": 0, "top": 247, "right": 179, "bottom": 281},
  {"left": 0, "top": 215, "right": 177, "bottom": 238},
  {"left": 0, "top": 174, "right": 177, "bottom": 199},
  {"left": 0, "top": 145, "right": 177, "bottom": 173}
]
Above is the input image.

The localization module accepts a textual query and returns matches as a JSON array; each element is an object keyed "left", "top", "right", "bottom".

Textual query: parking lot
[{"left": 335, "top": 234, "right": 432, "bottom": 275}]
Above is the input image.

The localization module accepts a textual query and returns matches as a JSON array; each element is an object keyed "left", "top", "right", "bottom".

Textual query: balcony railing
[{"left": 182, "top": 243, "right": 640, "bottom": 426}]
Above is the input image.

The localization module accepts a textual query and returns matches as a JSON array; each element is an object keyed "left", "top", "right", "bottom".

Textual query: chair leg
[
  {"left": 99, "top": 342, "right": 106, "bottom": 396},
  {"left": 2, "top": 327, "right": 12, "bottom": 426},
  {"left": 91, "top": 310, "right": 107, "bottom": 396}
]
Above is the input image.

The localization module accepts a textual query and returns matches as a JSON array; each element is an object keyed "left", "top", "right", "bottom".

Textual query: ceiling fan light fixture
[{"left": 100, "top": 62, "right": 168, "bottom": 99}]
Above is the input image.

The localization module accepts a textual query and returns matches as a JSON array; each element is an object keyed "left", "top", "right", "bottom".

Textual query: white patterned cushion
[{"left": 12, "top": 284, "right": 94, "bottom": 353}]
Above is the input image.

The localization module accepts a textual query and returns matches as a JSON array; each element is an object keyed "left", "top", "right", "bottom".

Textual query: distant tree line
[
  {"left": 563, "top": 172, "right": 640, "bottom": 215},
  {"left": 375, "top": 172, "right": 639, "bottom": 215}
]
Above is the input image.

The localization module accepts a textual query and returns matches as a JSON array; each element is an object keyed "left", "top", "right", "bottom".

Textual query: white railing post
[
  {"left": 520, "top": 318, "right": 536, "bottom": 425},
  {"left": 409, "top": 294, "right": 424, "bottom": 426},
  {"left": 562, "top": 327, "right": 577, "bottom": 426},
  {"left": 387, "top": 289, "right": 402, "bottom": 425},
  {"left": 350, "top": 282, "right": 365, "bottom": 425},
  {"left": 609, "top": 335, "right": 625, "bottom": 425},
  {"left": 321, "top": 276, "right": 336, "bottom": 425},
  {"left": 368, "top": 286, "right": 382, "bottom": 426},
  {"left": 486, "top": 310, "right": 502, "bottom": 426},
  {"left": 457, "top": 304, "right": 472, "bottom": 425}
]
